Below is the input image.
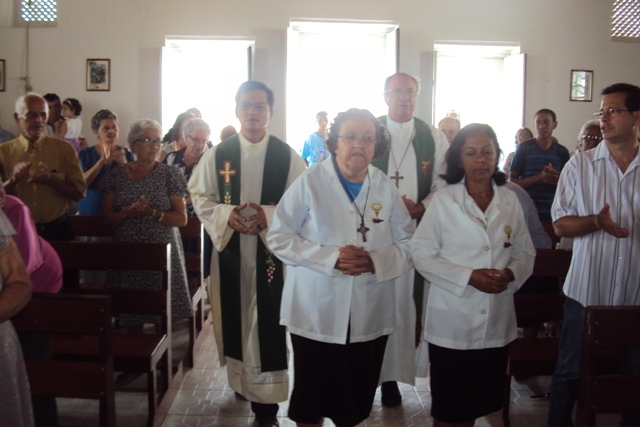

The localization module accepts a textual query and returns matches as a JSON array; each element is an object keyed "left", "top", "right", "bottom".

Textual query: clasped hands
[
  {"left": 335, "top": 245, "right": 375, "bottom": 276},
  {"left": 13, "top": 161, "right": 53, "bottom": 185},
  {"left": 121, "top": 195, "right": 153, "bottom": 217},
  {"left": 228, "top": 202, "right": 266, "bottom": 236},
  {"left": 540, "top": 163, "right": 559, "bottom": 185},
  {"left": 469, "top": 268, "right": 515, "bottom": 294}
]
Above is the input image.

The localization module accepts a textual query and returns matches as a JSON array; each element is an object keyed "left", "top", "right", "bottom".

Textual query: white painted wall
[{"left": 1, "top": 0, "right": 639, "bottom": 150}]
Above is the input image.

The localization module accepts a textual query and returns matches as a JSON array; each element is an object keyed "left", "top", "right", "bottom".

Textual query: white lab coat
[
  {"left": 267, "top": 159, "right": 415, "bottom": 345},
  {"left": 411, "top": 181, "right": 535, "bottom": 351}
]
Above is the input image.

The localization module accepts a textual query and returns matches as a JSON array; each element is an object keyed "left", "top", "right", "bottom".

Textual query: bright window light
[
  {"left": 287, "top": 20, "right": 398, "bottom": 153},
  {"left": 612, "top": 0, "right": 640, "bottom": 40},
  {"left": 162, "top": 38, "right": 253, "bottom": 144},
  {"left": 21, "top": 0, "right": 57, "bottom": 22}
]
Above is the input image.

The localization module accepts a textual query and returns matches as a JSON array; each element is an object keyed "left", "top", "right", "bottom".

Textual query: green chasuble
[
  {"left": 215, "top": 134, "right": 290, "bottom": 373},
  {"left": 371, "top": 116, "right": 436, "bottom": 322}
]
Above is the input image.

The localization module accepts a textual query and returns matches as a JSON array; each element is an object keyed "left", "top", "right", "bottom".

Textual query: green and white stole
[
  {"left": 215, "top": 134, "right": 290, "bottom": 372},
  {"left": 372, "top": 116, "right": 436, "bottom": 323}
]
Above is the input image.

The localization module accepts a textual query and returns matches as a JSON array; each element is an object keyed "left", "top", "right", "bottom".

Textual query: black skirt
[
  {"left": 288, "top": 333, "right": 388, "bottom": 427},
  {"left": 429, "top": 343, "right": 509, "bottom": 423}
]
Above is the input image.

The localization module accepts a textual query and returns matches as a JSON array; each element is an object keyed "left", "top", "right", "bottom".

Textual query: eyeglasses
[
  {"left": 385, "top": 88, "right": 419, "bottom": 96},
  {"left": 582, "top": 135, "right": 603, "bottom": 142},
  {"left": 338, "top": 135, "right": 376, "bottom": 146},
  {"left": 135, "top": 138, "right": 162, "bottom": 146},
  {"left": 594, "top": 107, "right": 629, "bottom": 118},
  {"left": 239, "top": 103, "right": 269, "bottom": 111},
  {"left": 188, "top": 135, "right": 210, "bottom": 145}
]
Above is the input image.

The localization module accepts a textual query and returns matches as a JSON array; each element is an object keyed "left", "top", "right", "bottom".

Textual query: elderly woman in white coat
[
  {"left": 267, "top": 108, "right": 414, "bottom": 427},
  {"left": 411, "top": 123, "right": 535, "bottom": 427}
]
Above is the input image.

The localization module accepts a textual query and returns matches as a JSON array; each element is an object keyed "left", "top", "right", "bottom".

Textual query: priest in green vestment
[
  {"left": 189, "top": 81, "right": 306, "bottom": 427},
  {"left": 371, "top": 72, "right": 449, "bottom": 407}
]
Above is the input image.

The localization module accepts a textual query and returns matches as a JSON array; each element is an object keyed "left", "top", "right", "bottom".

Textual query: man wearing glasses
[
  {"left": 189, "top": 81, "right": 306, "bottom": 427},
  {"left": 509, "top": 108, "right": 570, "bottom": 221},
  {"left": 547, "top": 83, "right": 640, "bottom": 426},
  {"left": 372, "top": 72, "right": 448, "bottom": 407}
]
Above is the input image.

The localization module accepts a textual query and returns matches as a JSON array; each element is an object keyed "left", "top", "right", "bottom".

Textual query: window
[
  {"left": 612, "top": 0, "right": 640, "bottom": 41},
  {"left": 21, "top": 0, "right": 56, "bottom": 22},
  {"left": 162, "top": 37, "right": 254, "bottom": 143},
  {"left": 286, "top": 20, "right": 398, "bottom": 153}
]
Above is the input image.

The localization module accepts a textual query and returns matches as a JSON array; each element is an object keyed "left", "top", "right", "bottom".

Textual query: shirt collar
[
  {"left": 593, "top": 140, "right": 640, "bottom": 171},
  {"left": 238, "top": 131, "right": 270, "bottom": 153},
  {"left": 18, "top": 133, "right": 46, "bottom": 152}
]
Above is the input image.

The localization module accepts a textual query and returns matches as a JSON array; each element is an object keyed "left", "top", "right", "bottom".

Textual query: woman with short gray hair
[{"left": 101, "top": 119, "right": 193, "bottom": 383}]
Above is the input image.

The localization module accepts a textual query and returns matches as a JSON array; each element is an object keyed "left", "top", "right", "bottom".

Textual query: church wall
[{"left": 0, "top": 0, "right": 639, "bottom": 149}]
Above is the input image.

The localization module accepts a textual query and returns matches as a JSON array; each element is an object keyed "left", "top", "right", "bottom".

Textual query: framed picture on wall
[
  {"left": 0, "top": 59, "right": 5, "bottom": 92},
  {"left": 570, "top": 70, "right": 593, "bottom": 102},
  {"left": 86, "top": 59, "right": 110, "bottom": 91}
]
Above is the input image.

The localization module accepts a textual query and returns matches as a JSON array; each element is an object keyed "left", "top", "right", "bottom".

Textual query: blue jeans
[{"left": 547, "top": 298, "right": 640, "bottom": 427}]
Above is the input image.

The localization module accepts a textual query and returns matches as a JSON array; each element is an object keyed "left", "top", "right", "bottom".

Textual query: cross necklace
[
  {"left": 390, "top": 127, "right": 416, "bottom": 188},
  {"left": 353, "top": 174, "right": 372, "bottom": 242}
]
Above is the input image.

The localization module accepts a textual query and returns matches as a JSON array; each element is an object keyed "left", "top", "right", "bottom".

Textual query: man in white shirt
[
  {"left": 371, "top": 72, "right": 448, "bottom": 406},
  {"left": 547, "top": 82, "right": 640, "bottom": 427},
  {"left": 189, "top": 81, "right": 306, "bottom": 427}
]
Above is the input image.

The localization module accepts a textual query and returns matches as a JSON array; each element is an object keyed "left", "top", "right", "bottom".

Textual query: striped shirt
[{"left": 551, "top": 141, "right": 640, "bottom": 306}]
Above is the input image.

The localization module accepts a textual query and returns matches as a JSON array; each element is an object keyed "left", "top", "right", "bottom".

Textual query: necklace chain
[{"left": 390, "top": 127, "right": 416, "bottom": 173}]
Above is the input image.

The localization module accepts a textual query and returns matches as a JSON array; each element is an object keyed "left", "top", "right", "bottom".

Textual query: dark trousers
[
  {"left": 36, "top": 214, "right": 78, "bottom": 289},
  {"left": 251, "top": 401, "right": 279, "bottom": 420}
]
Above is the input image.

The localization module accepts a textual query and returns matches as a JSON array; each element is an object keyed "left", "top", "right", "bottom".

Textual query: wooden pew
[
  {"left": 12, "top": 293, "right": 115, "bottom": 427},
  {"left": 180, "top": 216, "right": 205, "bottom": 367},
  {"left": 576, "top": 306, "right": 640, "bottom": 427},
  {"left": 50, "top": 241, "right": 171, "bottom": 427},
  {"left": 502, "top": 249, "right": 572, "bottom": 427},
  {"left": 69, "top": 214, "right": 206, "bottom": 367}
]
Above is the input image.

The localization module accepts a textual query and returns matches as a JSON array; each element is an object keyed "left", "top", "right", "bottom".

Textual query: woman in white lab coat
[
  {"left": 267, "top": 108, "right": 414, "bottom": 427},
  {"left": 411, "top": 123, "right": 535, "bottom": 427}
]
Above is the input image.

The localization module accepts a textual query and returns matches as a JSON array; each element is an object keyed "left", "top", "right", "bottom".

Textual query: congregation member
[
  {"left": 576, "top": 118, "right": 603, "bottom": 152},
  {"left": 0, "top": 112, "right": 15, "bottom": 143},
  {"left": 547, "top": 83, "right": 640, "bottom": 427},
  {"left": 502, "top": 127, "right": 533, "bottom": 173},
  {"left": 412, "top": 123, "right": 535, "bottom": 427},
  {"left": 372, "top": 72, "right": 448, "bottom": 406},
  {"left": 0, "top": 212, "right": 34, "bottom": 427},
  {"left": 189, "top": 81, "right": 306, "bottom": 427},
  {"left": 438, "top": 116, "right": 461, "bottom": 144},
  {"left": 101, "top": 119, "right": 193, "bottom": 337},
  {"left": 79, "top": 109, "right": 133, "bottom": 215},
  {"left": 268, "top": 108, "right": 414, "bottom": 427},
  {"left": 0, "top": 93, "right": 86, "bottom": 289},
  {"left": 159, "top": 111, "right": 195, "bottom": 162},
  {"left": 300, "top": 110, "right": 329, "bottom": 167},
  {"left": 509, "top": 109, "right": 570, "bottom": 221},
  {"left": 43, "top": 93, "right": 63, "bottom": 138}
]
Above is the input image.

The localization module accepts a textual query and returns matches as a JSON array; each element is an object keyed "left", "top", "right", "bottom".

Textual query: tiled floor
[{"left": 58, "top": 322, "right": 622, "bottom": 427}]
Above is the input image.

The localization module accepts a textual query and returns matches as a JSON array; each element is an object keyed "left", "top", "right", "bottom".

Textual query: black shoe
[
  {"left": 381, "top": 381, "right": 402, "bottom": 407},
  {"left": 255, "top": 415, "right": 279, "bottom": 427}
]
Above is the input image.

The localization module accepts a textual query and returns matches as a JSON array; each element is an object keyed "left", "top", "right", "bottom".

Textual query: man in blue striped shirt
[{"left": 509, "top": 109, "right": 570, "bottom": 221}]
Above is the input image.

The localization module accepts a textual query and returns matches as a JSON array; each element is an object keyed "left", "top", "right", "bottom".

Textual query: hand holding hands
[
  {"left": 402, "top": 195, "right": 426, "bottom": 219},
  {"left": 228, "top": 202, "right": 267, "bottom": 235},
  {"left": 11, "top": 161, "right": 32, "bottom": 184},
  {"left": 469, "top": 268, "right": 514, "bottom": 294},
  {"left": 596, "top": 203, "right": 629, "bottom": 238},
  {"left": 335, "top": 245, "right": 375, "bottom": 276},
  {"left": 122, "top": 195, "right": 152, "bottom": 217},
  {"left": 540, "top": 163, "right": 559, "bottom": 185},
  {"left": 27, "top": 162, "right": 52, "bottom": 184}
]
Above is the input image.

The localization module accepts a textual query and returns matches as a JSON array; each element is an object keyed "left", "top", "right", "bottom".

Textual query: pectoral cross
[
  {"left": 218, "top": 161, "right": 236, "bottom": 184},
  {"left": 390, "top": 170, "right": 404, "bottom": 188},
  {"left": 357, "top": 220, "right": 370, "bottom": 242}
]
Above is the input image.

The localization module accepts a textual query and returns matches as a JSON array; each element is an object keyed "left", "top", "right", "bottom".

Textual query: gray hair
[
  {"left": 127, "top": 119, "right": 162, "bottom": 149},
  {"left": 182, "top": 118, "right": 211, "bottom": 140},
  {"left": 577, "top": 119, "right": 601, "bottom": 142},
  {"left": 91, "top": 109, "right": 118, "bottom": 131},
  {"left": 384, "top": 73, "right": 421, "bottom": 94},
  {"left": 14, "top": 93, "right": 48, "bottom": 118}
]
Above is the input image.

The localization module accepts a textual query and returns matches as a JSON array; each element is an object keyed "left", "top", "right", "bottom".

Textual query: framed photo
[
  {"left": 570, "top": 70, "right": 593, "bottom": 102},
  {"left": 86, "top": 59, "right": 110, "bottom": 91},
  {"left": 0, "top": 59, "right": 5, "bottom": 92}
]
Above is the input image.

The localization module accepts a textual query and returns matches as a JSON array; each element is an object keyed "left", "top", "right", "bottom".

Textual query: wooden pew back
[{"left": 12, "top": 293, "right": 115, "bottom": 427}]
